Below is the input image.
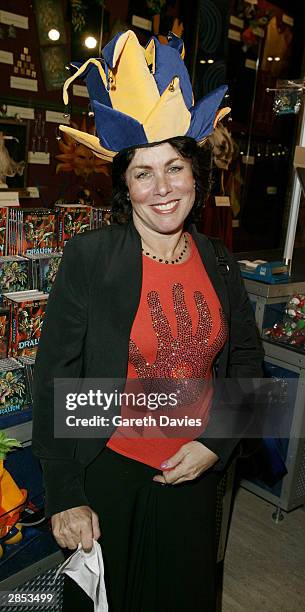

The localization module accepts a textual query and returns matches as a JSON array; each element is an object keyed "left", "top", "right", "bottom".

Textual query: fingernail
[{"left": 160, "top": 461, "right": 168, "bottom": 468}]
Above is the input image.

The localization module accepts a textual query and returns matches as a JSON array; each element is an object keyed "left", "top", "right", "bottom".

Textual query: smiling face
[{"left": 125, "top": 142, "right": 195, "bottom": 236}]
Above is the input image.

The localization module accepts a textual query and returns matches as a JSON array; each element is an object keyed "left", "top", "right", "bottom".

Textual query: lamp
[
  {"left": 84, "top": 36, "right": 97, "bottom": 49},
  {"left": 48, "top": 28, "right": 60, "bottom": 41}
]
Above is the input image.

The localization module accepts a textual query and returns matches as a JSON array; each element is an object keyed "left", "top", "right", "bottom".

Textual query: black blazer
[{"left": 32, "top": 221, "right": 264, "bottom": 517}]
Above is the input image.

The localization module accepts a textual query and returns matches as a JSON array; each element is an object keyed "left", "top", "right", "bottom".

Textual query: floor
[{"left": 221, "top": 487, "right": 305, "bottom": 612}]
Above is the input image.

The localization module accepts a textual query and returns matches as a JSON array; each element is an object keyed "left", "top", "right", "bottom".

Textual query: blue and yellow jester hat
[{"left": 59, "top": 30, "right": 230, "bottom": 161}]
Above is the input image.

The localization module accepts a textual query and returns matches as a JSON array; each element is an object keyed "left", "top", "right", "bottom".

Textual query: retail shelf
[
  {"left": 0, "top": 549, "right": 64, "bottom": 591},
  {"left": 2, "top": 420, "right": 33, "bottom": 445}
]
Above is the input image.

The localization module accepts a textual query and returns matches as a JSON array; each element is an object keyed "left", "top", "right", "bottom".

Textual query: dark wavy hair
[{"left": 111, "top": 136, "right": 212, "bottom": 225}]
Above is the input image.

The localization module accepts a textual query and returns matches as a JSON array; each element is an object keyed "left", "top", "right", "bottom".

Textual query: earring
[{"left": 126, "top": 193, "right": 130, "bottom": 201}]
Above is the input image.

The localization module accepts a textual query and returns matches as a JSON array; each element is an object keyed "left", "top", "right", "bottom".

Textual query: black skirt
[{"left": 62, "top": 447, "right": 220, "bottom": 612}]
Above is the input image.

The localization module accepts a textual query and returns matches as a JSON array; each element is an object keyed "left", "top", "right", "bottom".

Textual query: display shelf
[
  {"left": 1, "top": 447, "right": 53, "bottom": 575},
  {"left": 1, "top": 419, "right": 33, "bottom": 445},
  {"left": 243, "top": 278, "right": 305, "bottom": 333},
  {"left": 0, "top": 409, "right": 33, "bottom": 433},
  {"left": 243, "top": 277, "right": 305, "bottom": 298},
  {"left": 0, "top": 532, "right": 64, "bottom": 590},
  {"left": 0, "top": 563, "right": 64, "bottom": 612},
  {"left": 0, "top": 443, "right": 64, "bottom": 602},
  {"left": 241, "top": 340, "right": 305, "bottom": 512},
  {"left": 262, "top": 338, "right": 305, "bottom": 365}
]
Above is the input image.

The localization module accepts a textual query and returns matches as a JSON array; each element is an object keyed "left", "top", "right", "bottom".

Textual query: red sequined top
[{"left": 106, "top": 234, "right": 227, "bottom": 469}]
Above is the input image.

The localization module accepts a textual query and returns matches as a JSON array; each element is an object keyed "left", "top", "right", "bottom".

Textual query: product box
[
  {"left": 26, "top": 253, "right": 62, "bottom": 293},
  {"left": 0, "top": 208, "right": 9, "bottom": 256},
  {"left": 0, "top": 308, "right": 9, "bottom": 358},
  {"left": 0, "top": 357, "right": 31, "bottom": 422},
  {"left": 0, "top": 256, "right": 30, "bottom": 303},
  {"left": 56, "top": 204, "right": 91, "bottom": 249},
  {"left": 16, "top": 355, "right": 35, "bottom": 405},
  {"left": 3, "top": 291, "right": 48, "bottom": 357},
  {"left": 20, "top": 209, "right": 58, "bottom": 255},
  {"left": 6, "top": 209, "right": 58, "bottom": 256}
]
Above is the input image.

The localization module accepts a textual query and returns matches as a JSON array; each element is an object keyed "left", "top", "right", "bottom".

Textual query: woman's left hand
[{"left": 152, "top": 442, "right": 219, "bottom": 485}]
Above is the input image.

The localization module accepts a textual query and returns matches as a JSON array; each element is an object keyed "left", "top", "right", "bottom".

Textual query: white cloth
[{"left": 55, "top": 540, "right": 108, "bottom": 612}]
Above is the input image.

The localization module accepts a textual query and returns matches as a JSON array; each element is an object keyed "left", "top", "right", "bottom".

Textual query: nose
[{"left": 154, "top": 172, "right": 171, "bottom": 197}]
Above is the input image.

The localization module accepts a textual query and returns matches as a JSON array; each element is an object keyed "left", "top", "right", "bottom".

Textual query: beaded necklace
[{"left": 141, "top": 233, "right": 188, "bottom": 264}]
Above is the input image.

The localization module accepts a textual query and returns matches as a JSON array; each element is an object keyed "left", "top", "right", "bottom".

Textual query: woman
[{"left": 32, "top": 31, "right": 263, "bottom": 612}]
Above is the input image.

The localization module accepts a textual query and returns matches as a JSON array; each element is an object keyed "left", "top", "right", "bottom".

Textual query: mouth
[{"left": 151, "top": 200, "right": 179, "bottom": 214}]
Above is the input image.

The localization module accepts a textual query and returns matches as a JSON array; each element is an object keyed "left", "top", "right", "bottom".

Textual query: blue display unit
[{"left": 242, "top": 340, "right": 305, "bottom": 512}]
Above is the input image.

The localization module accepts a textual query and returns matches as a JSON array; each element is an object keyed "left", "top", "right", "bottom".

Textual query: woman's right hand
[{"left": 51, "top": 505, "right": 101, "bottom": 552}]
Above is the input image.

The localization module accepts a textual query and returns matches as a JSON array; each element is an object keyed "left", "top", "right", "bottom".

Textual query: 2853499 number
[{"left": 0, "top": 592, "right": 56, "bottom": 606}]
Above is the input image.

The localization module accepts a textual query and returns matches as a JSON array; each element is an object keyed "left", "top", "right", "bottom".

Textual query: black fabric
[
  {"left": 62, "top": 447, "right": 220, "bottom": 612},
  {"left": 208, "top": 237, "right": 230, "bottom": 276},
  {"left": 31, "top": 221, "right": 264, "bottom": 517}
]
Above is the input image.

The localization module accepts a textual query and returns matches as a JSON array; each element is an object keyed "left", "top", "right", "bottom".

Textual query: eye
[
  {"left": 168, "top": 165, "right": 183, "bottom": 173},
  {"left": 135, "top": 170, "right": 151, "bottom": 179}
]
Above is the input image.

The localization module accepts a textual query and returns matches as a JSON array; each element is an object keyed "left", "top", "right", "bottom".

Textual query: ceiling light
[
  {"left": 85, "top": 36, "right": 97, "bottom": 49},
  {"left": 48, "top": 28, "right": 60, "bottom": 41},
  {"left": 200, "top": 60, "right": 206, "bottom": 64},
  {"left": 267, "top": 56, "right": 273, "bottom": 62},
  {"left": 274, "top": 56, "right": 280, "bottom": 62},
  {"left": 207, "top": 59, "right": 214, "bottom": 64}
]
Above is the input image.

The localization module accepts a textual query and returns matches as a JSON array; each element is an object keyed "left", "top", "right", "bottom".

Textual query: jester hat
[{"left": 59, "top": 30, "right": 230, "bottom": 161}]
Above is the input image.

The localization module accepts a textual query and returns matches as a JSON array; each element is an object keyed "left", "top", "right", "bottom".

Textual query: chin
[{"left": 152, "top": 220, "right": 184, "bottom": 235}]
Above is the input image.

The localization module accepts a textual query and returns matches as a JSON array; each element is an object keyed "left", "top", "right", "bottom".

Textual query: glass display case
[
  {"left": 190, "top": 0, "right": 305, "bottom": 252},
  {"left": 242, "top": 340, "right": 305, "bottom": 512},
  {"left": 243, "top": 277, "right": 305, "bottom": 337},
  {"left": 240, "top": 275, "right": 305, "bottom": 512}
]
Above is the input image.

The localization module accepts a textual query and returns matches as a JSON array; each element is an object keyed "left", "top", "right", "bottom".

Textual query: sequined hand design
[{"left": 129, "top": 283, "right": 227, "bottom": 406}]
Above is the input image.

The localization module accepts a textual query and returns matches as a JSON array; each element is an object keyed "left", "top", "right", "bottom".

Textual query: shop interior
[{"left": 0, "top": 1, "right": 305, "bottom": 610}]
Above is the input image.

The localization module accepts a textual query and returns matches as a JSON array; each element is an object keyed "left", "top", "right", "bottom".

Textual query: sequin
[{"left": 129, "top": 283, "right": 227, "bottom": 407}]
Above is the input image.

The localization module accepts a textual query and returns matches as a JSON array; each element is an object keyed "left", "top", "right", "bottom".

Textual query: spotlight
[
  {"left": 85, "top": 36, "right": 97, "bottom": 49},
  {"left": 207, "top": 59, "right": 214, "bottom": 64},
  {"left": 200, "top": 60, "right": 206, "bottom": 64},
  {"left": 48, "top": 28, "right": 60, "bottom": 41},
  {"left": 274, "top": 56, "right": 281, "bottom": 62},
  {"left": 267, "top": 56, "right": 273, "bottom": 62}
]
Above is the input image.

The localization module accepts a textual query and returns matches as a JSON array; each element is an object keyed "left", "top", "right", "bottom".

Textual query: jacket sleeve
[
  {"left": 32, "top": 235, "right": 91, "bottom": 517},
  {"left": 196, "top": 246, "right": 264, "bottom": 470}
]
